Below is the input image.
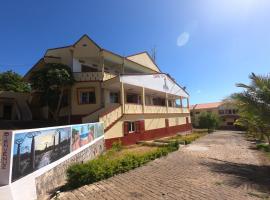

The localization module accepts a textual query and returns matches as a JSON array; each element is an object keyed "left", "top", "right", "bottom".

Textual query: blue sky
[{"left": 1, "top": 0, "right": 270, "bottom": 104}]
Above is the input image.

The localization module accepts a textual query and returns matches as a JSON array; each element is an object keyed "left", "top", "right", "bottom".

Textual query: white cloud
[{"left": 177, "top": 32, "right": 190, "bottom": 47}]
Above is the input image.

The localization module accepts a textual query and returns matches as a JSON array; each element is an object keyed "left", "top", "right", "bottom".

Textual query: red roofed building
[{"left": 190, "top": 102, "right": 239, "bottom": 129}]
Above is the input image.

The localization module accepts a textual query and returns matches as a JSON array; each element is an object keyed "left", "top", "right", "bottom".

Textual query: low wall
[
  {"left": 105, "top": 123, "right": 192, "bottom": 148},
  {"left": 36, "top": 138, "right": 104, "bottom": 200},
  {"left": 0, "top": 122, "right": 105, "bottom": 200}
]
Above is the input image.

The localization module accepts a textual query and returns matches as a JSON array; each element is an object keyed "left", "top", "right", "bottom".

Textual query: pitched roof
[
  {"left": 191, "top": 102, "right": 222, "bottom": 110},
  {"left": 126, "top": 51, "right": 161, "bottom": 72}
]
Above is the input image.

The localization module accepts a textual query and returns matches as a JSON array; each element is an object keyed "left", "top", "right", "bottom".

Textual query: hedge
[{"left": 66, "top": 141, "right": 179, "bottom": 189}]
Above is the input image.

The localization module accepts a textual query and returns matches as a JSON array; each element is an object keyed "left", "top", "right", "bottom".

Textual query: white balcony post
[
  {"left": 99, "top": 50, "right": 104, "bottom": 76},
  {"left": 121, "top": 82, "right": 125, "bottom": 114},
  {"left": 142, "top": 87, "right": 145, "bottom": 113},
  {"left": 165, "top": 93, "right": 169, "bottom": 113},
  {"left": 122, "top": 58, "right": 125, "bottom": 74}
]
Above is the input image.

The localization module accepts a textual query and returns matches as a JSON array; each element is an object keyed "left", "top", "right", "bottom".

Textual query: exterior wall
[
  {"left": 0, "top": 91, "right": 31, "bottom": 121},
  {"left": 46, "top": 48, "right": 73, "bottom": 67},
  {"left": 105, "top": 123, "right": 192, "bottom": 148},
  {"left": 127, "top": 53, "right": 160, "bottom": 72},
  {"left": 71, "top": 82, "right": 102, "bottom": 116},
  {"left": 191, "top": 108, "right": 219, "bottom": 127},
  {"left": 104, "top": 114, "right": 192, "bottom": 148}
]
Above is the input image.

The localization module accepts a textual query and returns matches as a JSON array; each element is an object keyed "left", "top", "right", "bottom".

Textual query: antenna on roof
[{"left": 150, "top": 45, "right": 157, "bottom": 62}]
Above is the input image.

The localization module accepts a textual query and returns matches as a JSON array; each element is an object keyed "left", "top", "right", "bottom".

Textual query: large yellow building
[{"left": 25, "top": 35, "right": 191, "bottom": 147}]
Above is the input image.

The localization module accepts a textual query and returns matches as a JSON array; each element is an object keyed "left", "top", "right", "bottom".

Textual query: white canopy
[{"left": 120, "top": 74, "right": 189, "bottom": 98}]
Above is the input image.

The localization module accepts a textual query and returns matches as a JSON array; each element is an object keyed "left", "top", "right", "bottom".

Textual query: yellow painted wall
[
  {"left": 71, "top": 82, "right": 102, "bottom": 115},
  {"left": 104, "top": 114, "right": 189, "bottom": 139}
]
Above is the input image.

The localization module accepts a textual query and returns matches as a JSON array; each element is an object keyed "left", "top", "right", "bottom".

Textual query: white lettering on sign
[{"left": 2, "top": 132, "right": 9, "bottom": 169}]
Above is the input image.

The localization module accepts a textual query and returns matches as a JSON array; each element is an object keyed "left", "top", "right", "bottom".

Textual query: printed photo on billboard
[
  {"left": 12, "top": 127, "right": 71, "bottom": 182},
  {"left": 94, "top": 123, "right": 104, "bottom": 139},
  {"left": 71, "top": 124, "right": 95, "bottom": 151}
]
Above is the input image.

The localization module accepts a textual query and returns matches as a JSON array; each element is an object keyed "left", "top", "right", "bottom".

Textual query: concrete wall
[{"left": 35, "top": 138, "right": 104, "bottom": 200}]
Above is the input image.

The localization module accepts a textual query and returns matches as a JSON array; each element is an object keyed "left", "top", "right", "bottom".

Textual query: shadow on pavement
[{"left": 201, "top": 158, "right": 270, "bottom": 194}]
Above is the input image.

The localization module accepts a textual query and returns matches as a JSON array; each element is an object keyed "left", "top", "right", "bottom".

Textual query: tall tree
[
  {"left": 30, "top": 63, "right": 74, "bottom": 121},
  {"left": 0, "top": 70, "right": 30, "bottom": 92},
  {"left": 230, "top": 73, "right": 270, "bottom": 144}
]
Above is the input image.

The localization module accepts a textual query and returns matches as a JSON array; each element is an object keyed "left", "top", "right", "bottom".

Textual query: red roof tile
[{"left": 190, "top": 102, "right": 222, "bottom": 110}]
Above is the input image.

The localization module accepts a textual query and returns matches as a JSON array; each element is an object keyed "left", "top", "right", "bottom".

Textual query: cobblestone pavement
[{"left": 58, "top": 131, "right": 270, "bottom": 200}]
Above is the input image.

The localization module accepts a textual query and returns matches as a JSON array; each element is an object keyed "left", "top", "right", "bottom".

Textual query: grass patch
[
  {"left": 256, "top": 143, "right": 270, "bottom": 160},
  {"left": 65, "top": 141, "right": 179, "bottom": 189},
  {"left": 256, "top": 143, "right": 270, "bottom": 152},
  {"left": 157, "top": 131, "right": 208, "bottom": 145}
]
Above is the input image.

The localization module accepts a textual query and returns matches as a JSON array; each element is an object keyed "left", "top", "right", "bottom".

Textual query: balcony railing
[
  {"left": 125, "top": 104, "right": 143, "bottom": 114},
  {"left": 145, "top": 105, "right": 167, "bottom": 114},
  {"left": 73, "top": 72, "right": 116, "bottom": 82},
  {"left": 124, "top": 104, "right": 189, "bottom": 114}
]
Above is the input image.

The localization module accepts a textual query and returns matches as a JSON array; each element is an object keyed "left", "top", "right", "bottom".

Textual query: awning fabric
[{"left": 120, "top": 74, "right": 189, "bottom": 98}]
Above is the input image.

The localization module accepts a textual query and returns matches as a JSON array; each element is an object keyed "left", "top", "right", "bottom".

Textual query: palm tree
[{"left": 231, "top": 73, "right": 270, "bottom": 144}]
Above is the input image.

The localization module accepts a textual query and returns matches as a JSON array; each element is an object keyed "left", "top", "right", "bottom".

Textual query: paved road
[{"left": 58, "top": 131, "right": 270, "bottom": 200}]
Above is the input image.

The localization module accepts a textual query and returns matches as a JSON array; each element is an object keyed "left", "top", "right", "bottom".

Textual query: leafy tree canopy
[
  {"left": 198, "top": 112, "right": 220, "bottom": 133},
  {"left": 0, "top": 70, "right": 30, "bottom": 92},
  {"left": 30, "top": 63, "right": 74, "bottom": 120}
]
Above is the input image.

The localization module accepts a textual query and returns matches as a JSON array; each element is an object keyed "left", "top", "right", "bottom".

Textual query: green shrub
[
  {"left": 256, "top": 143, "right": 270, "bottom": 152},
  {"left": 111, "top": 140, "right": 123, "bottom": 152},
  {"left": 66, "top": 143, "right": 179, "bottom": 189}
]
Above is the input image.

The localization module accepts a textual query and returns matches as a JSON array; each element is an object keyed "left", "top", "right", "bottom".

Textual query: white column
[
  {"left": 142, "top": 87, "right": 145, "bottom": 113},
  {"left": 121, "top": 82, "right": 125, "bottom": 114},
  {"left": 165, "top": 93, "right": 169, "bottom": 113}
]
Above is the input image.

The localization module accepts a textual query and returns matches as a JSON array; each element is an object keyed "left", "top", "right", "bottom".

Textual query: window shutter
[
  {"left": 139, "top": 120, "right": 145, "bottom": 133},
  {"left": 165, "top": 119, "right": 169, "bottom": 128},
  {"left": 135, "top": 121, "right": 140, "bottom": 133},
  {"left": 123, "top": 122, "right": 129, "bottom": 135},
  {"left": 186, "top": 117, "right": 189, "bottom": 124}
]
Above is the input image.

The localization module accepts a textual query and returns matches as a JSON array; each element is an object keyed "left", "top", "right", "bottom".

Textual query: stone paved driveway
[{"left": 58, "top": 131, "right": 270, "bottom": 200}]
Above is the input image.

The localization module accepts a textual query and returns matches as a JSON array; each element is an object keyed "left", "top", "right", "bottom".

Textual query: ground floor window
[
  {"left": 128, "top": 121, "right": 136, "bottom": 133},
  {"left": 124, "top": 120, "right": 145, "bottom": 134}
]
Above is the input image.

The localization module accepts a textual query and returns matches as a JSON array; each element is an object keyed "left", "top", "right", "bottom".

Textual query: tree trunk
[
  {"left": 53, "top": 87, "right": 64, "bottom": 121},
  {"left": 266, "top": 134, "right": 270, "bottom": 145}
]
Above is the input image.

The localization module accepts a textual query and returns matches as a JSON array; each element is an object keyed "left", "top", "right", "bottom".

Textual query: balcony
[
  {"left": 73, "top": 72, "right": 116, "bottom": 82},
  {"left": 124, "top": 104, "right": 189, "bottom": 114}
]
